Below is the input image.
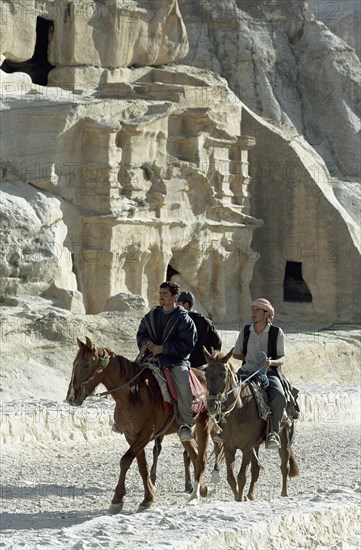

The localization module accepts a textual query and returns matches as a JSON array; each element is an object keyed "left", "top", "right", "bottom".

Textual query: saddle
[
  {"left": 240, "top": 370, "right": 300, "bottom": 423},
  {"left": 246, "top": 380, "right": 270, "bottom": 421},
  {"left": 272, "top": 366, "right": 300, "bottom": 420},
  {"left": 146, "top": 361, "right": 207, "bottom": 415}
]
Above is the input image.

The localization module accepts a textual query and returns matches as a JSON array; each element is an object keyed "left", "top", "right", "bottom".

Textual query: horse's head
[
  {"left": 203, "top": 347, "right": 235, "bottom": 416},
  {"left": 66, "top": 337, "right": 110, "bottom": 406}
]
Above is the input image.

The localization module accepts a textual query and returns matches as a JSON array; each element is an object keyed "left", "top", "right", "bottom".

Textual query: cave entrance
[
  {"left": 283, "top": 261, "right": 312, "bottom": 302},
  {"left": 166, "top": 264, "right": 179, "bottom": 281},
  {"left": 1, "top": 17, "right": 55, "bottom": 85}
]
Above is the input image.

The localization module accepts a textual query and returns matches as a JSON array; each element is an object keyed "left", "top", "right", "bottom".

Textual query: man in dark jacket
[
  {"left": 176, "top": 291, "right": 222, "bottom": 368},
  {"left": 137, "top": 282, "right": 197, "bottom": 442}
]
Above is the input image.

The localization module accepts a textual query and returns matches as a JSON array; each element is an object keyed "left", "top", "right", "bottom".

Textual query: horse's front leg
[
  {"left": 211, "top": 441, "right": 222, "bottom": 484},
  {"left": 224, "top": 445, "right": 239, "bottom": 500},
  {"left": 247, "top": 446, "right": 261, "bottom": 501},
  {"left": 279, "top": 427, "right": 290, "bottom": 497},
  {"left": 150, "top": 436, "right": 163, "bottom": 485},
  {"left": 183, "top": 449, "right": 193, "bottom": 493},
  {"left": 236, "top": 448, "right": 252, "bottom": 502},
  {"left": 136, "top": 449, "right": 156, "bottom": 511},
  {"left": 109, "top": 448, "right": 135, "bottom": 514},
  {"left": 185, "top": 415, "right": 210, "bottom": 500},
  {"left": 182, "top": 439, "right": 201, "bottom": 500}
]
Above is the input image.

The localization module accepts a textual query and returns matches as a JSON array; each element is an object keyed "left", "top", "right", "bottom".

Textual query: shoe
[
  {"left": 265, "top": 432, "right": 280, "bottom": 450},
  {"left": 212, "top": 432, "right": 223, "bottom": 443},
  {"left": 179, "top": 425, "right": 193, "bottom": 442}
]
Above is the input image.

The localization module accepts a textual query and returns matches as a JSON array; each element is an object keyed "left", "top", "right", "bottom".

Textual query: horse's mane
[{"left": 112, "top": 352, "right": 161, "bottom": 403}]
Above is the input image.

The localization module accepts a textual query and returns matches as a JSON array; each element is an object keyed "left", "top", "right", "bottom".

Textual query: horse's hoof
[
  {"left": 137, "top": 505, "right": 148, "bottom": 512},
  {"left": 108, "top": 503, "right": 123, "bottom": 514},
  {"left": 189, "top": 483, "right": 201, "bottom": 502},
  {"left": 184, "top": 485, "right": 193, "bottom": 494},
  {"left": 200, "top": 485, "right": 208, "bottom": 498},
  {"left": 211, "top": 470, "right": 221, "bottom": 484},
  {"left": 137, "top": 502, "right": 153, "bottom": 512}
]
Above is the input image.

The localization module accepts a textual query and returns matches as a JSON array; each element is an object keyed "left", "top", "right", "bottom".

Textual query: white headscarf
[{"left": 251, "top": 298, "right": 275, "bottom": 322}]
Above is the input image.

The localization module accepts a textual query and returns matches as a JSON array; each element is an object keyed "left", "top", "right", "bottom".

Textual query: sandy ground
[{"left": 0, "top": 418, "right": 360, "bottom": 549}]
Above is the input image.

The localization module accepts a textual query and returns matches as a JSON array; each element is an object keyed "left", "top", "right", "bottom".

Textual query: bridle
[
  {"left": 207, "top": 361, "right": 241, "bottom": 423},
  {"left": 207, "top": 362, "right": 266, "bottom": 435},
  {"left": 76, "top": 349, "right": 149, "bottom": 399},
  {"left": 75, "top": 349, "right": 112, "bottom": 399}
]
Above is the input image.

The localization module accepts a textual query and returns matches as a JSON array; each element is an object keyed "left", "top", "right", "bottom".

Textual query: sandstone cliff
[{"left": 0, "top": 0, "right": 360, "bottom": 326}]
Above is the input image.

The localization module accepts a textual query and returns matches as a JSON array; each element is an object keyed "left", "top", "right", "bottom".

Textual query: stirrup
[
  {"left": 212, "top": 432, "right": 223, "bottom": 443},
  {"left": 265, "top": 432, "right": 280, "bottom": 450},
  {"left": 179, "top": 424, "right": 193, "bottom": 442}
]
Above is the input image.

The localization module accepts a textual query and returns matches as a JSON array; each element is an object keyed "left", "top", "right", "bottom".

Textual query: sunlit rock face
[
  {"left": 0, "top": 0, "right": 188, "bottom": 68},
  {"left": 0, "top": 0, "right": 359, "bottom": 324}
]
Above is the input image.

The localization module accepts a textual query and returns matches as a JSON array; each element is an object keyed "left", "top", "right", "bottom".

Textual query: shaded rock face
[
  {"left": 307, "top": 0, "right": 361, "bottom": 58},
  {"left": 0, "top": 0, "right": 360, "bottom": 324}
]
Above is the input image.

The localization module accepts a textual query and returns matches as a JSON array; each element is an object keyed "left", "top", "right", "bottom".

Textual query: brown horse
[
  {"left": 66, "top": 337, "right": 210, "bottom": 512},
  {"left": 204, "top": 348, "right": 300, "bottom": 501}
]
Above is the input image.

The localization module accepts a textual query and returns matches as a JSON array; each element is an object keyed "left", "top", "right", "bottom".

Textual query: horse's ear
[
  {"left": 228, "top": 360, "right": 238, "bottom": 374},
  {"left": 77, "top": 337, "right": 84, "bottom": 348},
  {"left": 222, "top": 348, "right": 234, "bottom": 364},
  {"left": 85, "top": 336, "right": 94, "bottom": 350},
  {"left": 203, "top": 346, "right": 213, "bottom": 363}
]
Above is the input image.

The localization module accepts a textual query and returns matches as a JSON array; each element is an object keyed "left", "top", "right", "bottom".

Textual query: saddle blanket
[
  {"left": 248, "top": 380, "right": 270, "bottom": 421},
  {"left": 147, "top": 363, "right": 206, "bottom": 415}
]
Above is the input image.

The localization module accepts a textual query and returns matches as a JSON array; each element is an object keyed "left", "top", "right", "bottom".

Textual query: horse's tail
[{"left": 289, "top": 448, "right": 300, "bottom": 477}]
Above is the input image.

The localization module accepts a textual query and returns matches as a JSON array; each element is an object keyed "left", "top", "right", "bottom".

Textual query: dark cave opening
[
  {"left": 283, "top": 261, "right": 312, "bottom": 303},
  {"left": 166, "top": 264, "right": 180, "bottom": 281},
  {"left": 1, "top": 17, "right": 55, "bottom": 85}
]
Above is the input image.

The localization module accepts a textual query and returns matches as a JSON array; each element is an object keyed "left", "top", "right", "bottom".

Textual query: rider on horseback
[
  {"left": 176, "top": 290, "right": 222, "bottom": 369},
  {"left": 233, "top": 298, "right": 286, "bottom": 450},
  {"left": 137, "top": 281, "right": 197, "bottom": 442}
]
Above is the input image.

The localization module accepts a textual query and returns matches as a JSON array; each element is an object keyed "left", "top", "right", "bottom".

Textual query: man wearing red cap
[{"left": 233, "top": 298, "right": 286, "bottom": 450}]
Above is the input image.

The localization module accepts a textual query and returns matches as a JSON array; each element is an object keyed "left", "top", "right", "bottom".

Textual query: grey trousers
[
  {"left": 170, "top": 364, "right": 193, "bottom": 427},
  {"left": 266, "top": 373, "right": 286, "bottom": 433}
]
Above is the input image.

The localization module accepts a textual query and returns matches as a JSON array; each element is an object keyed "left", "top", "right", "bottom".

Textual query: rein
[
  {"left": 94, "top": 363, "right": 149, "bottom": 397},
  {"left": 208, "top": 364, "right": 264, "bottom": 429}
]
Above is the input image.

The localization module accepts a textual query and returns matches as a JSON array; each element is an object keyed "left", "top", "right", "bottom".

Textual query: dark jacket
[
  {"left": 137, "top": 306, "right": 197, "bottom": 368},
  {"left": 187, "top": 311, "right": 222, "bottom": 368}
]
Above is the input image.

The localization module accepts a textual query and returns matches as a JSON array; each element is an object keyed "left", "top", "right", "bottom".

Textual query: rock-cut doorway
[{"left": 1, "top": 17, "right": 54, "bottom": 85}]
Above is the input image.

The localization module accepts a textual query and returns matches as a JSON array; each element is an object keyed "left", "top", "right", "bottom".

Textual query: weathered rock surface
[
  {"left": 0, "top": 0, "right": 360, "bottom": 324},
  {"left": 307, "top": 0, "right": 361, "bottom": 58},
  {"left": 0, "top": 0, "right": 188, "bottom": 68}
]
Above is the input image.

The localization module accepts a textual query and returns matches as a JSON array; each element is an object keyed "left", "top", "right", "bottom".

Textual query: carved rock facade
[{"left": 0, "top": 0, "right": 360, "bottom": 324}]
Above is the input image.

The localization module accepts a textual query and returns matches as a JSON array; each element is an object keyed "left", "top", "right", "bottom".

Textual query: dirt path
[{"left": 1, "top": 420, "right": 360, "bottom": 549}]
